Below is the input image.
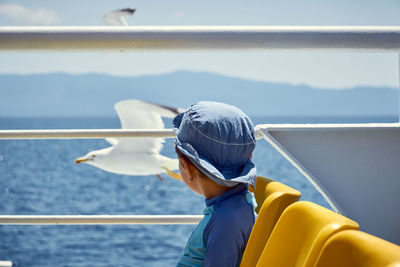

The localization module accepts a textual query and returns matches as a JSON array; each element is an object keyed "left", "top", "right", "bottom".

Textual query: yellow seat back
[
  {"left": 240, "top": 177, "right": 301, "bottom": 267},
  {"left": 315, "top": 230, "right": 400, "bottom": 267},
  {"left": 256, "top": 201, "right": 359, "bottom": 267}
]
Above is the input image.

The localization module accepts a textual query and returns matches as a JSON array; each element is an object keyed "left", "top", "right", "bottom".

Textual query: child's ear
[
  {"left": 179, "top": 157, "right": 194, "bottom": 181},
  {"left": 178, "top": 158, "right": 187, "bottom": 170}
]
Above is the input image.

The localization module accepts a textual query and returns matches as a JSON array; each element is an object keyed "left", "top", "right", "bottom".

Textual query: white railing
[
  {"left": 0, "top": 215, "right": 203, "bottom": 225},
  {"left": 0, "top": 26, "right": 400, "bottom": 51},
  {"left": 1, "top": 124, "right": 399, "bottom": 140},
  {"left": 0, "top": 129, "right": 175, "bottom": 139}
]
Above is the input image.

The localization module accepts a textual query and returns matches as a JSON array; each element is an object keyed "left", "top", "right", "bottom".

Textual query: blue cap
[{"left": 173, "top": 101, "right": 256, "bottom": 187}]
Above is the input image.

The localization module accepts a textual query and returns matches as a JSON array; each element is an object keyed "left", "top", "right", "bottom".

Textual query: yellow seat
[
  {"left": 256, "top": 201, "right": 359, "bottom": 267},
  {"left": 240, "top": 177, "right": 301, "bottom": 267},
  {"left": 314, "top": 230, "right": 400, "bottom": 267}
]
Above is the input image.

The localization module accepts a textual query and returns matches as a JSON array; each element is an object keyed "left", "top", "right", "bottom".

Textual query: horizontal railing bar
[
  {"left": 0, "top": 129, "right": 176, "bottom": 139},
  {"left": 1, "top": 124, "right": 399, "bottom": 140},
  {"left": 0, "top": 215, "right": 203, "bottom": 225},
  {"left": 0, "top": 261, "right": 12, "bottom": 267},
  {"left": 0, "top": 26, "right": 400, "bottom": 52}
]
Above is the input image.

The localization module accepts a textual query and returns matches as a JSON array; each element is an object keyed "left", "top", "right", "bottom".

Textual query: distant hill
[{"left": 0, "top": 71, "right": 398, "bottom": 117}]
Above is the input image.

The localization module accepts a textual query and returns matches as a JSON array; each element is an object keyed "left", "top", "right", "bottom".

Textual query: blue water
[{"left": 0, "top": 116, "right": 396, "bottom": 266}]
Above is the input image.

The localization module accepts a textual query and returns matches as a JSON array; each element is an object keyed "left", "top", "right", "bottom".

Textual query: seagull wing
[
  {"left": 106, "top": 138, "right": 118, "bottom": 146},
  {"left": 114, "top": 100, "right": 180, "bottom": 153},
  {"left": 102, "top": 8, "right": 136, "bottom": 26}
]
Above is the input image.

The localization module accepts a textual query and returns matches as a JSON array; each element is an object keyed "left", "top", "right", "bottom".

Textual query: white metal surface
[
  {"left": 0, "top": 26, "right": 400, "bottom": 51},
  {"left": 0, "top": 261, "right": 12, "bottom": 267},
  {"left": 0, "top": 215, "right": 203, "bottom": 225},
  {"left": 257, "top": 123, "right": 400, "bottom": 244},
  {"left": 0, "top": 129, "right": 176, "bottom": 139}
]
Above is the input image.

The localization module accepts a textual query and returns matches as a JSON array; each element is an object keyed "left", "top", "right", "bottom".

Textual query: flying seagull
[
  {"left": 102, "top": 7, "right": 136, "bottom": 26},
  {"left": 75, "top": 100, "right": 182, "bottom": 180}
]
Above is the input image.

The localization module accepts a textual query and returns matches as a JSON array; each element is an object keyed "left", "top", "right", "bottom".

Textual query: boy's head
[{"left": 173, "top": 101, "right": 256, "bottom": 188}]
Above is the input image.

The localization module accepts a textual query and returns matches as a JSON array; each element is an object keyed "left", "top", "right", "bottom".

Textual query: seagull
[
  {"left": 102, "top": 7, "right": 136, "bottom": 26},
  {"left": 75, "top": 100, "right": 182, "bottom": 180}
]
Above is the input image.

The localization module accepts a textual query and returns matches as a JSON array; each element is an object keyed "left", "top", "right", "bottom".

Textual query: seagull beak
[
  {"left": 163, "top": 167, "right": 183, "bottom": 181},
  {"left": 75, "top": 157, "right": 88, "bottom": 164}
]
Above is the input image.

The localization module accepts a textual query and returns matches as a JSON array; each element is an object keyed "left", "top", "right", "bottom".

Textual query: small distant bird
[
  {"left": 75, "top": 100, "right": 182, "bottom": 180},
  {"left": 102, "top": 7, "right": 136, "bottom": 26}
]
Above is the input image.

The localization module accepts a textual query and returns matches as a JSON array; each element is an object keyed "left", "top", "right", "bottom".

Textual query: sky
[{"left": 0, "top": 0, "right": 399, "bottom": 89}]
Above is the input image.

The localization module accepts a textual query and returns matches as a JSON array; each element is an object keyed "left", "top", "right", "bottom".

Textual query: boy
[{"left": 173, "top": 101, "right": 257, "bottom": 266}]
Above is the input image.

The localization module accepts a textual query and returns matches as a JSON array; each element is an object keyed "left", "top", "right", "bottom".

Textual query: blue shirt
[{"left": 177, "top": 184, "right": 256, "bottom": 267}]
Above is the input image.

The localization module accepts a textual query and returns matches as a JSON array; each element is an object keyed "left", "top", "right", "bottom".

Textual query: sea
[{"left": 0, "top": 115, "right": 396, "bottom": 267}]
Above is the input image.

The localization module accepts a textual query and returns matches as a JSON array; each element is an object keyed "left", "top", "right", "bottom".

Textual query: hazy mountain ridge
[{"left": 0, "top": 71, "right": 398, "bottom": 117}]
